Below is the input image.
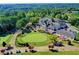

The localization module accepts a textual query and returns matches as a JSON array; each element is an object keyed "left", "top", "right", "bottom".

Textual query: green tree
[
  {"left": 16, "top": 18, "right": 27, "bottom": 28},
  {"left": 55, "top": 14, "right": 62, "bottom": 19},
  {"left": 62, "top": 14, "right": 68, "bottom": 20},
  {"left": 26, "top": 11, "right": 35, "bottom": 17},
  {"left": 17, "top": 11, "right": 26, "bottom": 19},
  {"left": 48, "top": 34, "right": 58, "bottom": 41},
  {"left": 30, "top": 17, "right": 40, "bottom": 23}
]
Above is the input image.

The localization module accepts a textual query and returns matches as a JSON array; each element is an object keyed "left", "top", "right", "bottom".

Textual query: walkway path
[{"left": 10, "top": 29, "right": 22, "bottom": 47}]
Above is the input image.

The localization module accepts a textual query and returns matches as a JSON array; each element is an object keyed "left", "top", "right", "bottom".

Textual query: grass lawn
[
  {"left": 16, "top": 32, "right": 51, "bottom": 46},
  {"left": 0, "top": 34, "right": 13, "bottom": 46},
  {"left": 16, "top": 51, "right": 79, "bottom": 55},
  {"left": 66, "top": 12, "right": 79, "bottom": 18},
  {"left": 71, "top": 13, "right": 79, "bottom": 18}
]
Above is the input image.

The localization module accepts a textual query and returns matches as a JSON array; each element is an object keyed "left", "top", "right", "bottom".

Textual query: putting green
[{"left": 16, "top": 32, "right": 51, "bottom": 46}]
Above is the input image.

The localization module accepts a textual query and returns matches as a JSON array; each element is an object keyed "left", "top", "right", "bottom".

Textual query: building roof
[{"left": 38, "top": 17, "right": 76, "bottom": 39}]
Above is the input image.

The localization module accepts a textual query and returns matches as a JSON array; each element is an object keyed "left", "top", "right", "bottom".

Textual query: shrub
[
  {"left": 48, "top": 34, "right": 58, "bottom": 41},
  {"left": 75, "top": 33, "right": 79, "bottom": 41}
]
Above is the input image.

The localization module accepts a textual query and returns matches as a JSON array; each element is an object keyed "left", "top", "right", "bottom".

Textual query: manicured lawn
[
  {"left": 17, "top": 51, "right": 79, "bottom": 55},
  {"left": 71, "top": 13, "right": 79, "bottom": 18},
  {"left": 16, "top": 32, "right": 51, "bottom": 46},
  {"left": 66, "top": 13, "right": 79, "bottom": 18},
  {"left": 0, "top": 34, "right": 13, "bottom": 46}
]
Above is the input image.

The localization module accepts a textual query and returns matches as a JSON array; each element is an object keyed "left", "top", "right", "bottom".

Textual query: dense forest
[{"left": 0, "top": 3, "right": 79, "bottom": 35}]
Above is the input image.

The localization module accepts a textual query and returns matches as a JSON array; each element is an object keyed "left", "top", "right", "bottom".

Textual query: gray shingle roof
[{"left": 38, "top": 17, "right": 76, "bottom": 39}]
